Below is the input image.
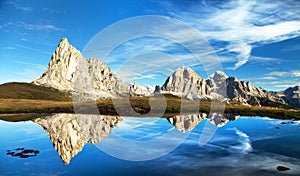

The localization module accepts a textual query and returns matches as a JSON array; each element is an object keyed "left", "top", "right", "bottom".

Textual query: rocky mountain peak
[
  {"left": 283, "top": 86, "right": 300, "bottom": 108},
  {"left": 31, "top": 37, "right": 299, "bottom": 108},
  {"left": 173, "top": 67, "right": 199, "bottom": 79},
  {"left": 207, "top": 70, "right": 228, "bottom": 96},
  {"left": 33, "top": 38, "right": 126, "bottom": 98},
  {"left": 161, "top": 67, "right": 211, "bottom": 99},
  {"left": 210, "top": 70, "right": 228, "bottom": 80},
  {"left": 33, "top": 38, "right": 82, "bottom": 89},
  {"left": 59, "top": 37, "right": 68, "bottom": 45}
]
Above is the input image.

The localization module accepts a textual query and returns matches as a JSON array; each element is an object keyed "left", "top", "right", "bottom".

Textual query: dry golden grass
[
  {"left": 0, "top": 82, "right": 71, "bottom": 101},
  {"left": 0, "top": 99, "right": 73, "bottom": 113},
  {"left": 0, "top": 96, "right": 299, "bottom": 119}
]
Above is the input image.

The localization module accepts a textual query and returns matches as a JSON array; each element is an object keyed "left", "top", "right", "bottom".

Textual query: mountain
[
  {"left": 159, "top": 67, "right": 295, "bottom": 107},
  {"left": 33, "top": 38, "right": 126, "bottom": 99},
  {"left": 282, "top": 86, "right": 300, "bottom": 108},
  {"left": 207, "top": 71, "right": 287, "bottom": 106},
  {"left": 30, "top": 37, "right": 298, "bottom": 108},
  {"left": 129, "top": 83, "right": 155, "bottom": 96},
  {"left": 161, "top": 67, "right": 211, "bottom": 99}
]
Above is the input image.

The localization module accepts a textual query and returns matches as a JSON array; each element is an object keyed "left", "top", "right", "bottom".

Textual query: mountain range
[{"left": 32, "top": 38, "right": 299, "bottom": 108}]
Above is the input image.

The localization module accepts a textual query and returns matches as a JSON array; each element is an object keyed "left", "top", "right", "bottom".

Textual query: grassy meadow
[{"left": 0, "top": 82, "right": 299, "bottom": 120}]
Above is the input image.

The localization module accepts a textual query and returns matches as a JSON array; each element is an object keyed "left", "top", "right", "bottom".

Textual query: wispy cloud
[
  {"left": 15, "top": 69, "right": 39, "bottom": 76},
  {"left": 266, "top": 70, "right": 300, "bottom": 77},
  {"left": 42, "top": 7, "right": 61, "bottom": 14},
  {"left": 14, "top": 43, "right": 52, "bottom": 55},
  {"left": 4, "top": 46, "right": 17, "bottom": 50},
  {"left": 13, "top": 62, "right": 45, "bottom": 81},
  {"left": 250, "top": 56, "right": 282, "bottom": 63},
  {"left": 241, "top": 76, "right": 277, "bottom": 81},
  {"left": 96, "top": 0, "right": 299, "bottom": 82},
  {"left": 247, "top": 70, "right": 300, "bottom": 89},
  {"left": 6, "top": 1, "right": 31, "bottom": 12},
  {"left": 18, "top": 22, "right": 63, "bottom": 31},
  {"left": 155, "top": 0, "right": 300, "bottom": 70},
  {"left": 281, "top": 44, "right": 300, "bottom": 52},
  {"left": 254, "top": 80, "right": 299, "bottom": 85},
  {"left": 13, "top": 61, "right": 46, "bottom": 70},
  {"left": 0, "top": 21, "right": 64, "bottom": 33},
  {"left": 228, "top": 43, "right": 252, "bottom": 70}
]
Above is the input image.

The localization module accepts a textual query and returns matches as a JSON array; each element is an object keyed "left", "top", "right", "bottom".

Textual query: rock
[
  {"left": 161, "top": 67, "right": 211, "bottom": 99},
  {"left": 32, "top": 37, "right": 299, "bottom": 108},
  {"left": 160, "top": 67, "right": 288, "bottom": 107},
  {"left": 129, "top": 82, "right": 155, "bottom": 96},
  {"left": 276, "top": 166, "right": 290, "bottom": 171},
  {"left": 33, "top": 38, "right": 127, "bottom": 99},
  {"left": 153, "top": 85, "right": 161, "bottom": 95},
  {"left": 6, "top": 148, "right": 39, "bottom": 158},
  {"left": 282, "top": 86, "right": 300, "bottom": 108},
  {"left": 207, "top": 71, "right": 228, "bottom": 95},
  {"left": 218, "top": 76, "right": 286, "bottom": 106},
  {"left": 33, "top": 113, "right": 122, "bottom": 164}
]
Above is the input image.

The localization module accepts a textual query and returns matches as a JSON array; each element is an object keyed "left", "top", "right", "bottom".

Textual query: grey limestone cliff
[
  {"left": 33, "top": 38, "right": 126, "bottom": 98},
  {"left": 161, "top": 67, "right": 211, "bottom": 99}
]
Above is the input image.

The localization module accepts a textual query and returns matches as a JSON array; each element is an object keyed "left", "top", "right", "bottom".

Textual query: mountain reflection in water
[
  {"left": 33, "top": 114, "right": 122, "bottom": 164},
  {"left": 168, "top": 113, "right": 240, "bottom": 132},
  {"left": 32, "top": 113, "right": 238, "bottom": 164}
]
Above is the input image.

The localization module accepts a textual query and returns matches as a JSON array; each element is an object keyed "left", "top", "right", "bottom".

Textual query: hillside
[{"left": 0, "top": 82, "right": 71, "bottom": 101}]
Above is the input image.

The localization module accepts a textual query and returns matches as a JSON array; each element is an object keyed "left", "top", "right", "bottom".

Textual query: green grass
[{"left": 0, "top": 82, "right": 71, "bottom": 101}]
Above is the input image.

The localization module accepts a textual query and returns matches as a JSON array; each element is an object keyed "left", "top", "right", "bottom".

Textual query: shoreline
[
  {"left": 0, "top": 98, "right": 299, "bottom": 121},
  {"left": 0, "top": 111, "right": 299, "bottom": 123}
]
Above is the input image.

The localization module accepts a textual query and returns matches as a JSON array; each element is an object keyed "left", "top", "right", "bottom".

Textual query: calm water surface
[{"left": 0, "top": 114, "right": 300, "bottom": 176}]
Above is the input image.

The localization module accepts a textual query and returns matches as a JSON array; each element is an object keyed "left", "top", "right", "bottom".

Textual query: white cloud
[
  {"left": 13, "top": 61, "right": 46, "bottom": 70},
  {"left": 282, "top": 44, "right": 300, "bottom": 52},
  {"left": 267, "top": 70, "right": 300, "bottom": 77},
  {"left": 250, "top": 56, "right": 282, "bottom": 63},
  {"left": 155, "top": 0, "right": 300, "bottom": 69},
  {"left": 42, "top": 8, "right": 61, "bottom": 14},
  {"left": 6, "top": 1, "right": 31, "bottom": 12},
  {"left": 18, "top": 22, "right": 63, "bottom": 31},
  {"left": 83, "top": 0, "right": 299, "bottom": 86},
  {"left": 4, "top": 46, "right": 16, "bottom": 50},
  {"left": 241, "top": 76, "right": 277, "bottom": 81},
  {"left": 14, "top": 43, "right": 52, "bottom": 55},
  {"left": 15, "top": 69, "right": 38, "bottom": 76},
  {"left": 241, "top": 70, "right": 300, "bottom": 90},
  {"left": 227, "top": 43, "right": 252, "bottom": 70}
]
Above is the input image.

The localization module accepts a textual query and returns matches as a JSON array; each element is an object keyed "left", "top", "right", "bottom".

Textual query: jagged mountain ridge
[
  {"left": 33, "top": 38, "right": 127, "bottom": 98},
  {"left": 281, "top": 86, "right": 300, "bottom": 108},
  {"left": 32, "top": 38, "right": 299, "bottom": 108},
  {"left": 161, "top": 67, "right": 290, "bottom": 107},
  {"left": 160, "top": 67, "right": 211, "bottom": 99},
  {"left": 33, "top": 38, "right": 153, "bottom": 98}
]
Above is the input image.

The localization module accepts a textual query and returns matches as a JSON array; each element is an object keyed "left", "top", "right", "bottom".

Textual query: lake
[{"left": 0, "top": 113, "right": 300, "bottom": 176}]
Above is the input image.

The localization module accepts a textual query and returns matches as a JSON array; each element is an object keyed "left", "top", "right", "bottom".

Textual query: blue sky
[{"left": 0, "top": 0, "right": 299, "bottom": 91}]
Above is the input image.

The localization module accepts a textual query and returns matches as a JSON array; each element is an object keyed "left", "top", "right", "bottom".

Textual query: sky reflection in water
[{"left": 0, "top": 114, "right": 300, "bottom": 176}]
